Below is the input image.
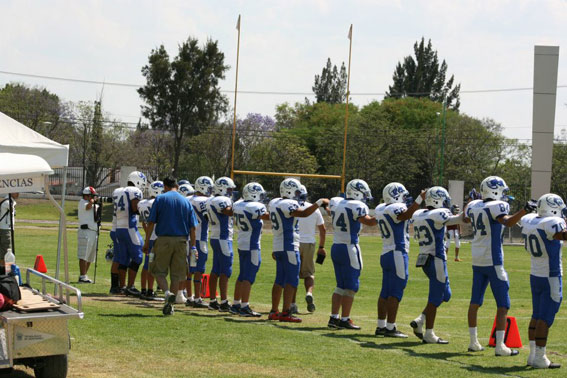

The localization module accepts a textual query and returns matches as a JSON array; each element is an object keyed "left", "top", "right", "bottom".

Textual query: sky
[{"left": 1, "top": 0, "right": 566, "bottom": 141}]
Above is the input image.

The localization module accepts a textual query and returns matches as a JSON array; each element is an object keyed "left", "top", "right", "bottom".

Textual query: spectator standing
[
  {"left": 77, "top": 187, "right": 100, "bottom": 283},
  {"left": 144, "top": 176, "right": 198, "bottom": 316}
]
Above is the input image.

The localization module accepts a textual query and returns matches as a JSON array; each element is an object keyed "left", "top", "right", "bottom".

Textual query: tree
[
  {"left": 386, "top": 38, "right": 461, "bottom": 110},
  {"left": 312, "top": 58, "right": 347, "bottom": 104},
  {"left": 138, "top": 37, "right": 229, "bottom": 174}
]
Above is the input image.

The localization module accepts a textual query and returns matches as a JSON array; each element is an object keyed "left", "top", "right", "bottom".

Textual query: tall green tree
[
  {"left": 312, "top": 58, "right": 348, "bottom": 104},
  {"left": 138, "top": 37, "right": 229, "bottom": 174},
  {"left": 386, "top": 38, "right": 461, "bottom": 110}
]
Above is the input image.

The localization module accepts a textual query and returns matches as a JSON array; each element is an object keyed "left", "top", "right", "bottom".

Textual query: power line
[{"left": 1, "top": 69, "right": 567, "bottom": 96}]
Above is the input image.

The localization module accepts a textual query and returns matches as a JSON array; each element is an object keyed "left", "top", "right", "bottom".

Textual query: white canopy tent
[{"left": 0, "top": 111, "right": 70, "bottom": 284}]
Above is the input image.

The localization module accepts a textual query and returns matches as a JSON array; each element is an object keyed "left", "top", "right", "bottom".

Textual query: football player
[
  {"left": 138, "top": 180, "right": 164, "bottom": 300},
  {"left": 268, "top": 178, "right": 329, "bottom": 323},
  {"left": 230, "top": 182, "right": 270, "bottom": 317},
  {"left": 327, "top": 179, "right": 376, "bottom": 330},
  {"left": 520, "top": 193, "right": 566, "bottom": 369},
  {"left": 410, "top": 186, "right": 461, "bottom": 344},
  {"left": 464, "top": 176, "right": 535, "bottom": 355},
  {"left": 375, "top": 182, "right": 425, "bottom": 338},
  {"left": 113, "top": 171, "right": 147, "bottom": 296},
  {"left": 176, "top": 183, "right": 196, "bottom": 304},
  {"left": 109, "top": 189, "right": 121, "bottom": 294},
  {"left": 206, "top": 177, "right": 237, "bottom": 312},
  {"left": 187, "top": 176, "right": 214, "bottom": 308}
]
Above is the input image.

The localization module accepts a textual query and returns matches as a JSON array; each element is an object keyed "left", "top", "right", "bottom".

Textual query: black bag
[
  {"left": 415, "top": 253, "right": 432, "bottom": 268},
  {"left": 0, "top": 274, "right": 21, "bottom": 303}
]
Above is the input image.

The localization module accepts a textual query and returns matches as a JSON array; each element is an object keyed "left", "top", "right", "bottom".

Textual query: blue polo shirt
[{"left": 148, "top": 190, "right": 198, "bottom": 237}]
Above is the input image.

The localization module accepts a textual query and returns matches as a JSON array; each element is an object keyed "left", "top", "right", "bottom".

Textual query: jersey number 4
[
  {"left": 470, "top": 213, "right": 487, "bottom": 236},
  {"left": 331, "top": 212, "right": 348, "bottom": 232}
]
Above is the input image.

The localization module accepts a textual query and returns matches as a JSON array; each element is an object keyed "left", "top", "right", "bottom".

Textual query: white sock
[
  {"left": 425, "top": 329, "right": 436, "bottom": 340},
  {"left": 378, "top": 319, "right": 386, "bottom": 328},
  {"left": 165, "top": 290, "right": 172, "bottom": 298},
  {"left": 220, "top": 299, "right": 228, "bottom": 304},
  {"left": 341, "top": 317, "right": 349, "bottom": 322},
  {"left": 386, "top": 322, "right": 396, "bottom": 331},
  {"left": 233, "top": 300, "right": 241, "bottom": 305},
  {"left": 419, "top": 313, "right": 426, "bottom": 323},
  {"left": 190, "top": 295, "right": 195, "bottom": 300},
  {"left": 469, "top": 327, "right": 478, "bottom": 344},
  {"left": 306, "top": 292, "right": 313, "bottom": 297},
  {"left": 182, "top": 289, "right": 187, "bottom": 296},
  {"left": 495, "top": 330, "right": 505, "bottom": 347},
  {"left": 291, "top": 302, "right": 296, "bottom": 307},
  {"left": 210, "top": 298, "right": 217, "bottom": 303},
  {"left": 528, "top": 340, "right": 536, "bottom": 362},
  {"left": 241, "top": 302, "right": 249, "bottom": 308},
  {"left": 331, "top": 313, "right": 339, "bottom": 319}
]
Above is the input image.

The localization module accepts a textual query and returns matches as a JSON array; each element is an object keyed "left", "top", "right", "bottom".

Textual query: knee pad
[
  {"left": 334, "top": 287, "right": 345, "bottom": 296},
  {"left": 344, "top": 289, "right": 356, "bottom": 298},
  {"left": 118, "top": 264, "right": 128, "bottom": 271},
  {"left": 128, "top": 261, "right": 140, "bottom": 272}
]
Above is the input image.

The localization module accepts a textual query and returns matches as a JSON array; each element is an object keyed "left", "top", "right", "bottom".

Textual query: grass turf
[{"left": 8, "top": 224, "right": 567, "bottom": 377}]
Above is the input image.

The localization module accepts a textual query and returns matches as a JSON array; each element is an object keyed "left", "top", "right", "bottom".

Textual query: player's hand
[
  {"left": 420, "top": 190, "right": 426, "bottom": 200},
  {"left": 317, "top": 247, "right": 326, "bottom": 256},
  {"left": 143, "top": 243, "right": 149, "bottom": 255},
  {"left": 317, "top": 198, "right": 330, "bottom": 208},
  {"left": 524, "top": 199, "right": 537, "bottom": 213},
  {"left": 272, "top": 252, "right": 276, "bottom": 261}
]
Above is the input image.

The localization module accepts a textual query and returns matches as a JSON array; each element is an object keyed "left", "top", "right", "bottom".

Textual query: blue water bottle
[{"left": 11, "top": 264, "right": 22, "bottom": 286}]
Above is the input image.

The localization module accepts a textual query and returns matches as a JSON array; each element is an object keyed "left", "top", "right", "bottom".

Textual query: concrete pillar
[
  {"left": 531, "top": 46, "right": 559, "bottom": 198},
  {"left": 120, "top": 166, "right": 137, "bottom": 188},
  {"left": 448, "top": 180, "right": 464, "bottom": 210}
]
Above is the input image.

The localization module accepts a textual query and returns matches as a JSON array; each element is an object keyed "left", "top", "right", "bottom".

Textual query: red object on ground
[
  {"left": 489, "top": 316, "right": 522, "bottom": 348},
  {"left": 34, "top": 255, "right": 48, "bottom": 273},
  {"left": 200, "top": 274, "right": 218, "bottom": 298}
]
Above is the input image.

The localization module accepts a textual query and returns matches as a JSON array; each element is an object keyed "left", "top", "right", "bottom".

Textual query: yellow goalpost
[{"left": 230, "top": 17, "right": 354, "bottom": 192}]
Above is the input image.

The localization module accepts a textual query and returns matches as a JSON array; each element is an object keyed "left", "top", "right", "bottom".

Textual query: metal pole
[
  {"left": 55, "top": 166, "right": 67, "bottom": 283},
  {"left": 341, "top": 24, "right": 353, "bottom": 193},
  {"left": 82, "top": 123, "right": 87, "bottom": 189},
  {"left": 439, "top": 99, "right": 447, "bottom": 185},
  {"left": 230, "top": 14, "right": 241, "bottom": 180},
  {"left": 8, "top": 194, "right": 14, "bottom": 254}
]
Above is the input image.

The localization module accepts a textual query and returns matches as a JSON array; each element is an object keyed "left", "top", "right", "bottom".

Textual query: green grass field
[{"left": 8, "top": 221, "right": 567, "bottom": 377}]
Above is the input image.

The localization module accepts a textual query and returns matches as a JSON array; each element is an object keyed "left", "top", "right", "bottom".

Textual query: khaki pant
[
  {"left": 77, "top": 229, "right": 98, "bottom": 263},
  {"left": 299, "top": 242, "right": 316, "bottom": 279},
  {"left": 0, "top": 229, "right": 11, "bottom": 260},
  {"left": 150, "top": 236, "right": 188, "bottom": 282}
]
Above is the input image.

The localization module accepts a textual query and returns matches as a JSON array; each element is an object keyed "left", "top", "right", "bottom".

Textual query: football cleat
[
  {"left": 239, "top": 306, "right": 261, "bottom": 317},
  {"left": 125, "top": 286, "right": 141, "bottom": 297},
  {"left": 384, "top": 327, "right": 408, "bottom": 338},
  {"left": 208, "top": 301, "right": 220, "bottom": 311},
  {"left": 279, "top": 312, "right": 302, "bottom": 323},
  {"left": 229, "top": 304, "right": 241, "bottom": 315},
  {"left": 175, "top": 292, "right": 187, "bottom": 304},
  {"left": 338, "top": 318, "right": 361, "bottom": 330},
  {"left": 495, "top": 345, "right": 519, "bottom": 357},
  {"left": 268, "top": 311, "right": 280, "bottom": 321},
  {"left": 109, "top": 286, "right": 121, "bottom": 295},
  {"left": 219, "top": 301, "right": 231, "bottom": 312},
  {"left": 162, "top": 294, "right": 175, "bottom": 316},
  {"left": 193, "top": 299, "right": 208, "bottom": 308},
  {"left": 78, "top": 275, "right": 93, "bottom": 284},
  {"left": 375, "top": 327, "right": 387, "bottom": 337},
  {"left": 328, "top": 317, "right": 340, "bottom": 329},
  {"left": 410, "top": 319, "right": 424, "bottom": 340},
  {"left": 468, "top": 341, "right": 485, "bottom": 352},
  {"left": 305, "top": 295, "right": 316, "bottom": 313},
  {"left": 290, "top": 303, "right": 299, "bottom": 315},
  {"left": 185, "top": 298, "right": 196, "bottom": 307},
  {"left": 423, "top": 332, "right": 449, "bottom": 344}
]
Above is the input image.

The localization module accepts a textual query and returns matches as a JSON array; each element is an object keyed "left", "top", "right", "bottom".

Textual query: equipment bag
[{"left": 0, "top": 274, "right": 21, "bottom": 310}]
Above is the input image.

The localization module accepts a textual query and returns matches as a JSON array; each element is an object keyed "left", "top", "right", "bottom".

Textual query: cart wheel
[{"left": 34, "top": 354, "right": 67, "bottom": 378}]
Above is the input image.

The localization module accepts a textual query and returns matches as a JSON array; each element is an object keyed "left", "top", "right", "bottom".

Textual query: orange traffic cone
[
  {"left": 200, "top": 274, "right": 218, "bottom": 299},
  {"left": 489, "top": 316, "right": 522, "bottom": 348},
  {"left": 34, "top": 255, "right": 48, "bottom": 273}
]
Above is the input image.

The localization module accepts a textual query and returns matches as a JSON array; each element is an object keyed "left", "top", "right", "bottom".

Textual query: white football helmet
[
  {"left": 127, "top": 171, "right": 147, "bottom": 190},
  {"left": 179, "top": 183, "right": 195, "bottom": 196},
  {"left": 537, "top": 193, "right": 566, "bottom": 218},
  {"left": 149, "top": 181, "right": 164, "bottom": 198},
  {"left": 425, "top": 186, "right": 451, "bottom": 209},
  {"left": 178, "top": 179, "right": 190, "bottom": 186},
  {"left": 280, "top": 178, "right": 302, "bottom": 200},
  {"left": 214, "top": 177, "right": 236, "bottom": 196},
  {"left": 383, "top": 182, "right": 409, "bottom": 204},
  {"left": 346, "top": 179, "right": 372, "bottom": 202},
  {"left": 480, "top": 176, "right": 509, "bottom": 201},
  {"left": 243, "top": 182, "right": 266, "bottom": 202},
  {"left": 298, "top": 185, "right": 308, "bottom": 203},
  {"left": 194, "top": 176, "right": 214, "bottom": 196}
]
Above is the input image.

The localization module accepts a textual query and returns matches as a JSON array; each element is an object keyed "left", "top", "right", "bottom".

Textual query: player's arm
[
  {"left": 497, "top": 200, "right": 536, "bottom": 227},
  {"left": 143, "top": 222, "right": 155, "bottom": 254},
  {"left": 446, "top": 213, "right": 465, "bottom": 226},
  {"left": 131, "top": 198, "right": 140, "bottom": 213},
  {"left": 397, "top": 190, "right": 426, "bottom": 221},
  {"left": 358, "top": 215, "right": 377, "bottom": 226},
  {"left": 291, "top": 199, "right": 330, "bottom": 218},
  {"left": 221, "top": 206, "right": 233, "bottom": 216},
  {"left": 85, "top": 197, "right": 95, "bottom": 210},
  {"left": 260, "top": 213, "right": 270, "bottom": 220},
  {"left": 317, "top": 224, "right": 327, "bottom": 256}
]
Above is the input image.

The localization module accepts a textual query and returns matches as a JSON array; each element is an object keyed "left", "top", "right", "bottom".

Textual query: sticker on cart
[{"left": 14, "top": 326, "right": 55, "bottom": 350}]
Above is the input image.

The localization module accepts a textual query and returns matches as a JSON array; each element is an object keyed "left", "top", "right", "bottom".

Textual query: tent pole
[
  {"left": 8, "top": 194, "right": 14, "bottom": 254},
  {"left": 55, "top": 166, "right": 67, "bottom": 283}
]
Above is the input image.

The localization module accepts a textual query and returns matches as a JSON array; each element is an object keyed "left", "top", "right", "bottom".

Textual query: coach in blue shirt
[{"left": 144, "top": 176, "right": 198, "bottom": 315}]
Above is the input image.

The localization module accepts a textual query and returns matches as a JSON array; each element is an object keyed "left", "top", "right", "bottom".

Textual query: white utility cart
[{"left": 0, "top": 152, "right": 81, "bottom": 377}]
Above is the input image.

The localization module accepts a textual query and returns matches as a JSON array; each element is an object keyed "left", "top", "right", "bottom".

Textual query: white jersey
[
  {"left": 190, "top": 195, "right": 210, "bottom": 242},
  {"left": 329, "top": 197, "right": 368, "bottom": 245},
  {"left": 375, "top": 202, "right": 410, "bottom": 255},
  {"left": 113, "top": 186, "right": 143, "bottom": 229},
  {"left": 0, "top": 197, "right": 16, "bottom": 230},
  {"left": 233, "top": 200, "right": 267, "bottom": 250},
  {"left": 298, "top": 201, "right": 324, "bottom": 244},
  {"left": 411, "top": 208, "right": 452, "bottom": 259},
  {"left": 465, "top": 199, "right": 509, "bottom": 266},
  {"left": 269, "top": 198, "right": 300, "bottom": 251},
  {"left": 138, "top": 198, "right": 157, "bottom": 241},
  {"left": 207, "top": 195, "right": 233, "bottom": 240},
  {"left": 78, "top": 198, "right": 98, "bottom": 231},
  {"left": 520, "top": 213, "right": 565, "bottom": 277}
]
